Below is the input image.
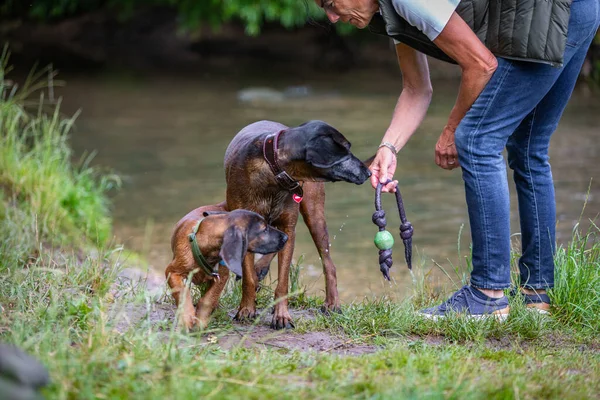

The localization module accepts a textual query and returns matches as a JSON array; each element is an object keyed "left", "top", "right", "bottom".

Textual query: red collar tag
[{"left": 292, "top": 193, "right": 303, "bottom": 203}]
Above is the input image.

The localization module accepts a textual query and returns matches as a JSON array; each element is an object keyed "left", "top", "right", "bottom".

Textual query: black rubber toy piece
[{"left": 372, "top": 180, "right": 414, "bottom": 280}]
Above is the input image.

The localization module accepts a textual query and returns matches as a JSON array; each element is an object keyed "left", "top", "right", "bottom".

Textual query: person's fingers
[
  {"left": 379, "top": 168, "right": 388, "bottom": 183},
  {"left": 378, "top": 152, "right": 393, "bottom": 184},
  {"left": 370, "top": 159, "right": 383, "bottom": 188},
  {"left": 436, "top": 126, "right": 461, "bottom": 170},
  {"left": 445, "top": 145, "right": 460, "bottom": 169},
  {"left": 381, "top": 180, "right": 398, "bottom": 193},
  {"left": 387, "top": 164, "right": 396, "bottom": 182},
  {"left": 379, "top": 158, "right": 390, "bottom": 183},
  {"left": 447, "top": 156, "right": 460, "bottom": 169},
  {"left": 370, "top": 173, "right": 379, "bottom": 189},
  {"left": 370, "top": 164, "right": 379, "bottom": 188},
  {"left": 436, "top": 149, "right": 461, "bottom": 170},
  {"left": 372, "top": 148, "right": 398, "bottom": 190}
]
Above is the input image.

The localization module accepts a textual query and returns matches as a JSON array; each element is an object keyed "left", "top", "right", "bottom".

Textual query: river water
[{"left": 58, "top": 68, "right": 600, "bottom": 302}]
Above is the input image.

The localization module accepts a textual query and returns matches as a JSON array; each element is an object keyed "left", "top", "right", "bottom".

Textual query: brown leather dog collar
[{"left": 263, "top": 130, "right": 303, "bottom": 203}]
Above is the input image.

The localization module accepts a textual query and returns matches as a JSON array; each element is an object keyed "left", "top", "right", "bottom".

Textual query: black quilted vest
[{"left": 368, "top": 0, "right": 572, "bottom": 67}]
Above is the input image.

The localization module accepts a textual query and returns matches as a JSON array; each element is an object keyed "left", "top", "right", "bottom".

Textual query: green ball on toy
[{"left": 374, "top": 230, "right": 394, "bottom": 250}]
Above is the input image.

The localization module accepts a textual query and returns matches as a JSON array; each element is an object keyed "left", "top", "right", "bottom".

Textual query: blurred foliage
[
  {"left": 0, "top": 0, "right": 330, "bottom": 35},
  {"left": 0, "top": 0, "right": 593, "bottom": 65}
]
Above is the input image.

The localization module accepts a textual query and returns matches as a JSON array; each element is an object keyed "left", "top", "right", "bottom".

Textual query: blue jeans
[{"left": 454, "top": 0, "right": 600, "bottom": 290}]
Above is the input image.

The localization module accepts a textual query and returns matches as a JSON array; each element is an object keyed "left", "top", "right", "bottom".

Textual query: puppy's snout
[
  {"left": 280, "top": 232, "right": 289, "bottom": 246},
  {"left": 252, "top": 228, "right": 288, "bottom": 255},
  {"left": 273, "top": 230, "right": 288, "bottom": 253}
]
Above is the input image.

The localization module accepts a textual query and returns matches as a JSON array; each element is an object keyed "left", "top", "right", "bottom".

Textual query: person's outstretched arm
[{"left": 369, "top": 42, "right": 432, "bottom": 192}]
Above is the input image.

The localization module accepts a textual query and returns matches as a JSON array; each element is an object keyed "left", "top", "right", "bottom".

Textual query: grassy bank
[
  {"left": 3, "top": 229, "right": 600, "bottom": 399},
  {"left": 0, "top": 50, "right": 117, "bottom": 252},
  {"left": 1, "top": 60, "right": 600, "bottom": 399}
]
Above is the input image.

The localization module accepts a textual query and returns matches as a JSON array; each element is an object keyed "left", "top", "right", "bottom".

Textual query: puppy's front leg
[
  {"left": 165, "top": 262, "right": 196, "bottom": 331},
  {"left": 196, "top": 264, "right": 230, "bottom": 328},
  {"left": 234, "top": 252, "right": 258, "bottom": 322},
  {"left": 271, "top": 227, "right": 296, "bottom": 330}
]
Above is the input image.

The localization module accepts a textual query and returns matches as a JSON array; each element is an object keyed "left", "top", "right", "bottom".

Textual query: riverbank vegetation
[{"left": 1, "top": 59, "right": 599, "bottom": 399}]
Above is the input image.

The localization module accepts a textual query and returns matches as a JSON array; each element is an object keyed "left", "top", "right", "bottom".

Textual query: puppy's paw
[
  {"left": 270, "top": 307, "right": 295, "bottom": 330},
  {"left": 234, "top": 307, "right": 257, "bottom": 323},
  {"left": 180, "top": 314, "right": 198, "bottom": 332},
  {"left": 193, "top": 318, "right": 210, "bottom": 331},
  {"left": 256, "top": 267, "right": 270, "bottom": 282}
]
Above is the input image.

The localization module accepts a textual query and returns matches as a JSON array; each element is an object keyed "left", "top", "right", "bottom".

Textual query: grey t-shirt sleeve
[{"left": 391, "top": 0, "right": 460, "bottom": 41}]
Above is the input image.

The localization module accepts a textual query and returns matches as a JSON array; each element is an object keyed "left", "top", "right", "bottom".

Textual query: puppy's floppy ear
[
  {"left": 219, "top": 226, "right": 246, "bottom": 278},
  {"left": 203, "top": 210, "right": 228, "bottom": 217},
  {"left": 306, "top": 136, "right": 350, "bottom": 168}
]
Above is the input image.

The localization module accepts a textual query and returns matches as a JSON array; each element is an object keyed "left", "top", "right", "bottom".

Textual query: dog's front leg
[
  {"left": 271, "top": 223, "right": 297, "bottom": 330},
  {"left": 300, "top": 182, "right": 341, "bottom": 313},
  {"left": 234, "top": 252, "right": 258, "bottom": 322}
]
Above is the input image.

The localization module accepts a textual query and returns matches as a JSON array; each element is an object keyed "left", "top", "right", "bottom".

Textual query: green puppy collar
[{"left": 188, "top": 218, "right": 219, "bottom": 277}]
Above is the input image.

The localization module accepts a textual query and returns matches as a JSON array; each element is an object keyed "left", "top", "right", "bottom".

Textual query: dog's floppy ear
[
  {"left": 306, "top": 136, "right": 350, "bottom": 168},
  {"left": 219, "top": 226, "right": 246, "bottom": 278},
  {"left": 203, "top": 210, "right": 228, "bottom": 217}
]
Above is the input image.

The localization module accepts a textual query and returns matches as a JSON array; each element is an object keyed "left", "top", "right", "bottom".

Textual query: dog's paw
[
  {"left": 320, "top": 303, "right": 342, "bottom": 315},
  {"left": 270, "top": 308, "right": 295, "bottom": 330},
  {"left": 234, "top": 307, "right": 257, "bottom": 323}
]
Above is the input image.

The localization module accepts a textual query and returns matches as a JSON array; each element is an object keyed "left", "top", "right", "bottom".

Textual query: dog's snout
[{"left": 352, "top": 163, "right": 372, "bottom": 185}]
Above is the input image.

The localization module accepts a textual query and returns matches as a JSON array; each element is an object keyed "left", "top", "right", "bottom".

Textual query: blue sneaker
[
  {"left": 510, "top": 288, "right": 551, "bottom": 314},
  {"left": 419, "top": 285, "right": 510, "bottom": 321}
]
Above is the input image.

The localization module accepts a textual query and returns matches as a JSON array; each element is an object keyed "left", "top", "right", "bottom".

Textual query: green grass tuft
[
  {"left": 0, "top": 47, "right": 119, "bottom": 254},
  {"left": 552, "top": 223, "right": 600, "bottom": 332}
]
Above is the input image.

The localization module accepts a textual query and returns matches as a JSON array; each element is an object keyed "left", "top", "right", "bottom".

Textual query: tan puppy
[{"left": 165, "top": 203, "right": 288, "bottom": 330}]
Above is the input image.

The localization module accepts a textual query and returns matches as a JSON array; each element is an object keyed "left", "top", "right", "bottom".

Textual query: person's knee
[{"left": 506, "top": 141, "right": 519, "bottom": 171}]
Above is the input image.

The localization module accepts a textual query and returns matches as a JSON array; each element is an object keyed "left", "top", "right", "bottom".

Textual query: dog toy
[{"left": 372, "top": 180, "right": 414, "bottom": 280}]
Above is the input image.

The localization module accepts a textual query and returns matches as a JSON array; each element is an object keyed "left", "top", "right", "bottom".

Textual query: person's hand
[
  {"left": 370, "top": 146, "right": 398, "bottom": 193},
  {"left": 435, "top": 125, "right": 460, "bottom": 170}
]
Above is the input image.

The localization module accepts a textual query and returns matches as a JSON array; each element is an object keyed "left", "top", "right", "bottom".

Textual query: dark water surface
[{"left": 58, "top": 70, "right": 600, "bottom": 302}]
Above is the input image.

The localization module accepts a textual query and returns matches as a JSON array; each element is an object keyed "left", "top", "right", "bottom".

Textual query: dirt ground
[
  {"left": 108, "top": 267, "right": 600, "bottom": 357},
  {"left": 108, "top": 302, "right": 381, "bottom": 356},
  {"left": 109, "top": 267, "right": 380, "bottom": 356}
]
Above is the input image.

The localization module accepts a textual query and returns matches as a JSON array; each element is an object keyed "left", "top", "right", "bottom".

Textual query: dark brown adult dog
[
  {"left": 165, "top": 206, "right": 288, "bottom": 330},
  {"left": 224, "top": 120, "right": 371, "bottom": 329}
]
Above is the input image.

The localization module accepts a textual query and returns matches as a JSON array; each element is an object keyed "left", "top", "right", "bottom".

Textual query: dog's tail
[{"left": 363, "top": 154, "right": 376, "bottom": 168}]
